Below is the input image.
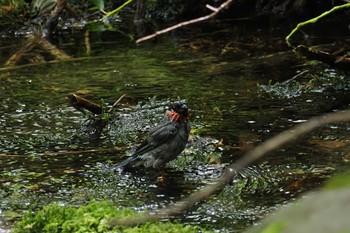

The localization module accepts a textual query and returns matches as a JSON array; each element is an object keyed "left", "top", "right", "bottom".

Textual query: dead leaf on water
[
  {"left": 76, "top": 89, "right": 93, "bottom": 95},
  {"left": 342, "top": 152, "right": 350, "bottom": 163}
]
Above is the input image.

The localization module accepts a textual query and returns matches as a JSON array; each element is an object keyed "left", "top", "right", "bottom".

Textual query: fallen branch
[
  {"left": 39, "top": 36, "right": 70, "bottom": 60},
  {"left": 4, "top": 34, "right": 69, "bottom": 67},
  {"left": 136, "top": 0, "right": 234, "bottom": 43},
  {"left": 5, "top": 36, "right": 39, "bottom": 67},
  {"left": 0, "top": 55, "right": 122, "bottom": 72},
  {"left": 109, "top": 109, "right": 350, "bottom": 227},
  {"left": 42, "top": 0, "right": 68, "bottom": 37},
  {"left": 68, "top": 94, "right": 126, "bottom": 115}
]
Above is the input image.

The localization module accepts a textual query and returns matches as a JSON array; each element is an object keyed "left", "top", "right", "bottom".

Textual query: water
[{"left": 0, "top": 29, "right": 349, "bottom": 232}]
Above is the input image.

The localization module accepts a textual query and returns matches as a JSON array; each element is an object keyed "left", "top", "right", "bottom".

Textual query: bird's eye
[{"left": 180, "top": 104, "right": 188, "bottom": 109}]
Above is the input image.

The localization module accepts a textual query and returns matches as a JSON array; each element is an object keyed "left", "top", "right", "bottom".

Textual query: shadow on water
[{"left": 0, "top": 29, "right": 349, "bottom": 232}]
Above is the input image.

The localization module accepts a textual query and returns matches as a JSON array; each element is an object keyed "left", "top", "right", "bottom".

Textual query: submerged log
[{"left": 296, "top": 44, "right": 350, "bottom": 70}]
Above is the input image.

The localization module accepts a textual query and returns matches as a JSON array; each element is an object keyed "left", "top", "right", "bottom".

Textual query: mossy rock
[
  {"left": 245, "top": 172, "right": 350, "bottom": 233},
  {"left": 14, "top": 201, "right": 210, "bottom": 233}
]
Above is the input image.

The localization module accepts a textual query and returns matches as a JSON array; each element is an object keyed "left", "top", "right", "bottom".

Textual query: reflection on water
[{"left": 0, "top": 31, "right": 349, "bottom": 232}]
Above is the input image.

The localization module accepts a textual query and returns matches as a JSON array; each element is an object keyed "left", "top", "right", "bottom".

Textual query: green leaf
[{"left": 90, "top": 0, "right": 104, "bottom": 10}]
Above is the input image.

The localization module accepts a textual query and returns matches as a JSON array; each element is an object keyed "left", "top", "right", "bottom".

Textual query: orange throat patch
[{"left": 167, "top": 111, "right": 181, "bottom": 122}]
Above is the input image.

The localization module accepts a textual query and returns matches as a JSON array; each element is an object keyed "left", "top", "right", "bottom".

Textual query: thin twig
[
  {"left": 283, "top": 70, "right": 309, "bottom": 84},
  {"left": 101, "top": 0, "right": 134, "bottom": 20},
  {"left": 85, "top": 30, "right": 91, "bottom": 55},
  {"left": 108, "top": 94, "right": 126, "bottom": 113},
  {"left": 109, "top": 109, "right": 350, "bottom": 227},
  {"left": 136, "top": 0, "right": 234, "bottom": 43},
  {"left": 285, "top": 3, "right": 350, "bottom": 46},
  {"left": 0, "top": 147, "right": 121, "bottom": 157}
]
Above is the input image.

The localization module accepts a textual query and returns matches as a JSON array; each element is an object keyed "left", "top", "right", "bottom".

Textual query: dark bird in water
[{"left": 116, "top": 102, "right": 191, "bottom": 170}]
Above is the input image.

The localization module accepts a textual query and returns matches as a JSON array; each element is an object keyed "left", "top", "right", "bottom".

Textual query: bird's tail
[{"left": 113, "top": 155, "right": 140, "bottom": 170}]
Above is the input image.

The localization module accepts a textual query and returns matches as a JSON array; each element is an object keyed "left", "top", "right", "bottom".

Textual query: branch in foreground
[
  {"left": 136, "top": 0, "right": 234, "bottom": 43},
  {"left": 109, "top": 109, "right": 350, "bottom": 228}
]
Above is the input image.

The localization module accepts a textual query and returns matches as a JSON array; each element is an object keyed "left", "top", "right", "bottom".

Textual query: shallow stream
[{"left": 0, "top": 27, "right": 349, "bottom": 232}]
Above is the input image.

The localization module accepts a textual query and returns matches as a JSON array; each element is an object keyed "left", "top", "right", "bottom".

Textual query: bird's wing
[
  {"left": 134, "top": 121, "right": 179, "bottom": 155},
  {"left": 114, "top": 121, "right": 179, "bottom": 169}
]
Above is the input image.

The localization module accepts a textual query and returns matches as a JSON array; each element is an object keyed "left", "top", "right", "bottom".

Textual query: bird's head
[{"left": 167, "top": 102, "right": 190, "bottom": 122}]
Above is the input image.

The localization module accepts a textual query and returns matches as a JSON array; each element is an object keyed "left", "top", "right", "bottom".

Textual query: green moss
[
  {"left": 260, "top": 222, "right": 286, "bottom": 233},
  {"left": 14, "top": 204, "right": 76, "bottom": 233},
  {"left": 14, "top": 201, "right": 210, "bottom": 233},
  {"left": 323, "top": 172, "right": 350, "bottom": 190}
]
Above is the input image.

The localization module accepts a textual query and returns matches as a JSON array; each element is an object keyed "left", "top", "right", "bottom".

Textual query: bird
[{"left": 115, "top": 102, "right": 191, "bottom": 171}]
